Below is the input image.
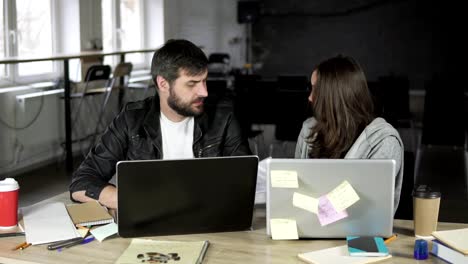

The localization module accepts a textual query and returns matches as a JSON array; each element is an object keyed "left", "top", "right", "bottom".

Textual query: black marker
[{"left": 47, "top": 237, "right": 84, "bottom": 250}]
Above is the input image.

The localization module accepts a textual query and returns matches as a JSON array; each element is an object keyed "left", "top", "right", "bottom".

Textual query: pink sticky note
[{"left": 317, "top": 195, "right": 348, "bottom": 226}]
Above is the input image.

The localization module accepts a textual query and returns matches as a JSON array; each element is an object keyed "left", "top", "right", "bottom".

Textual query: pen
[
  {"left": 62, "top": 238, "right": 86, "bottom": 249},
  {"left": 57, "top": 236, "right": 95, "bottom": 251},
  {"left": 80, "top": 235, "right": 95, "bottom": 245},
  {"left": 47, "top": 237, "right": 84, "bottom": 250},
  {"left": 12, "top": 241, "right": 28, "bottom": 251},
  {"left": 384, "top": 234, "right": 398, "bottom": 245}
]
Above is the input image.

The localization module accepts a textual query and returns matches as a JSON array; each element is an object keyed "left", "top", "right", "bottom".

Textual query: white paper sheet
[
  {"left": 254, "top": 158, "right": 268, "bottom": 204},
  {"left": 90, "top": 222, "right": 118, "bottom": 242},
  {"left": 21, "top": 202, "right": 80, "bottom": 245}
]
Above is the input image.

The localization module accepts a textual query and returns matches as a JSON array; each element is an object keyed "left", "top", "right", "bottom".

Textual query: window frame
[
  {"left": 1, "top": 0, "right": 60, "bottom": 86},
  {"left": 102, "top": 0, "right": 148, "bottom": 70}
]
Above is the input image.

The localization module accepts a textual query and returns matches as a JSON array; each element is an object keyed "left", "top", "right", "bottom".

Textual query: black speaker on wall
[{"left": 237, "top": 1, "right": 260, "bottom": 24}]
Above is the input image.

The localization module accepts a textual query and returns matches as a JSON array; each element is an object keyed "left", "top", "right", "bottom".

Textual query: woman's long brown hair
[{"left": 308, "top": 55, "right": 374, "bottom": 158}]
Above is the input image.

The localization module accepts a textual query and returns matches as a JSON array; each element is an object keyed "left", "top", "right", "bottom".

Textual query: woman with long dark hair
[{"left": 295, "top": 55, "right": 404, "bottom": 213}]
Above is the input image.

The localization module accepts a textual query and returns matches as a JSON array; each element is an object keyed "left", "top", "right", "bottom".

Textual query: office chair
[
  {"left": 378, "top": 75, "right": 412, "bottom": 128},
  {"left": 111, "top": 62, "right": 133, "bottom": 110},
  {"left": 207, "top": 79, "right": 228, "bottom": 101},
  {"left": 71, "top": 65, "right": 113, "bottom": 157},
  {"left": 394, "top": 151, "right": 415, "bottom": 220},
  {"left": 208, "top": 53, "right": 231, "bottom": 78},
  {"left": 273, "top": 75, "right": 309, "bottom": 141},
  {"left": 415, "top": 76, "right": 467, "bottom": 201},
  {"left": 269, "top": 75, "right": 309, "bottom": 158},
  {"left": 376, "top": 75, "right": 418, "bottom": 153},
  {"left": 233, "top": 74, "right": 275, "bottom": 158}
]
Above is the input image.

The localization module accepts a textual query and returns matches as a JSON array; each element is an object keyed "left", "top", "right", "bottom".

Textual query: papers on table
[
  {"left": 298, "top": 245, "right": 392, "bottom": 264},
  {"left": 21, "top": 202, "right": 81, "bottom": 245},
  {"left": 90, "top": 222, "right": 118, "bottom": 242}
]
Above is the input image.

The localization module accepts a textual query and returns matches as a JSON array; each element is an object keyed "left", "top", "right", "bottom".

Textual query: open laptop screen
[{"left": 117, "top": 156, "right": 258, "bottom": 238}]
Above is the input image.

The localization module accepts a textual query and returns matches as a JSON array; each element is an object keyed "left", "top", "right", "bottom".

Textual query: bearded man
[{"left": 70, "top": 39, "right": 251, "bottom": 209}]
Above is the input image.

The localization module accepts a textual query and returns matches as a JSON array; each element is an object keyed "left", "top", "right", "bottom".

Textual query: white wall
[{"left": 0, "top": 89, "right": 64, "bottom": 175}]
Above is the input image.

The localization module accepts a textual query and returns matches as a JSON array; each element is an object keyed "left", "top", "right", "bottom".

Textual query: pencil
[
  {"left": 384, "top": 234, "right": 398, "bottom": 245},
  {"left": 13, "top": 242, "right": 27, "bottom": 251},
  {"left": 20, "top": 243, "right": 32, "bottom": 250},
  {"left": 76, "top": 224, "right": 90, "bottom": 230}
]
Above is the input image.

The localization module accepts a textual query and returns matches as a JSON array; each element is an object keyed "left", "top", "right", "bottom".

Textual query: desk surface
[{"left": 0, "top": 192, "right": 466, "bottom": 264}]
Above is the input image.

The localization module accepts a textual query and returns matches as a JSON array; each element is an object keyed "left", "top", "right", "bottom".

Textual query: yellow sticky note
[
  {"left": 271, "top": 170, "right": 299, "bottom": 188},
  {"left": 270, "top": 219, "right": 299, "bottom": 240},
  {"left": 293, "top": 192, "right": 318, "bottom": 214},
  {"left": 326, "top": 180, "right": 360, "bottom": 211}
]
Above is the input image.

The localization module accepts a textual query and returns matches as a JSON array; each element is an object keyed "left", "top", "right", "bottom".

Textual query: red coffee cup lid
[{"left": 0, "top": 178, "right": 19, "bottom": 192}]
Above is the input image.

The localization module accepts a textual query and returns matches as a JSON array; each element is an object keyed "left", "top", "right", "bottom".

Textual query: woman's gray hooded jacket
[{"left": 295, "top": 117, "right": 404, "bottom": 214}]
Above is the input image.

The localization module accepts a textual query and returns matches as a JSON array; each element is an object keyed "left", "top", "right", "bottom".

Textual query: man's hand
[
  {"left": 71, "top": 185, "right": 117, "bottom": 209},
  {"left": 99, "top": 186, "right": 117, "bottom": 209}
]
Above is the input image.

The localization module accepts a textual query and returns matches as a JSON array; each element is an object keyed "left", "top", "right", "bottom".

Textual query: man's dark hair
[{"left": 151, "top": 39, "right": 208, "bottom": 88}]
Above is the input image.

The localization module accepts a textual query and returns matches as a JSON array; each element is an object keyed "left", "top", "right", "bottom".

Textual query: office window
[
  {"left": 1, "top": 0, "right": 5, "bottom": 78},
  {"left": 1, "top": 0, "right": 57, "bottom": 84},
  {"left": 101, "top": 0, "right": 114, "bottom": 54},
  {"left": 102, "top": 0, "right": 144, "bottom": 67},
  {"left": 120, "top": 0, "right": 143, "bottom": 64},
  {"left": 16, "top": 0, "right": 53, "bottom": 76}
]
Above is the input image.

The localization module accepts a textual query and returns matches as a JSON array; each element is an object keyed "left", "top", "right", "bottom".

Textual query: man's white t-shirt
[{"left": 160, "top": 112, "right": 195, "bottom": 159}]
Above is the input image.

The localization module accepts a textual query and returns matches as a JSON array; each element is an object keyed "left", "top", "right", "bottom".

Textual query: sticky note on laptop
[
  {"left": 270, "top": 219, "right": 299, "bottom": 240},
  {"left": 326, "top": 180, "right": 360, "bottom": 211},
  {"left": 293, "top": 192, "right": 318, "bottom": 214},
  {"left": 271, "top": 170, "right": 298, "bottom": 188},
  {"left": 318, "top": 195, "right": 348, "bottom": 226}
]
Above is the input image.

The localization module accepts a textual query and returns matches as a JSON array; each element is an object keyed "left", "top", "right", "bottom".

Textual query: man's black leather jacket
[{"left": 69, "top": 96, "right": 251, "bottom": 200}]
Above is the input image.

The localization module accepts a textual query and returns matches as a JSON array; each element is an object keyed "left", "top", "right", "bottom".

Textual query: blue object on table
[
  {"left": 414, "top": 239, "right": 429, "bottom": 260},
  {"left": 80, "top": 235, "right": 95, "bottom": 245}
]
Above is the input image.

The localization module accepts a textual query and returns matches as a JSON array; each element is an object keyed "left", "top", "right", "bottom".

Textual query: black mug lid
[{"left": 412, "top": 185, "right": 441, "bottom": 199}]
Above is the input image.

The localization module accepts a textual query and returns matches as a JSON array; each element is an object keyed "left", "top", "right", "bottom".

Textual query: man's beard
[{"left": 167, "top": 88, "right": 204, "bottom": 117}]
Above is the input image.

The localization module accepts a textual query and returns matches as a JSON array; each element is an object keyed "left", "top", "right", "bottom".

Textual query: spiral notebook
[{"left": 66, "top": 201, "right": 114, "bottom": 226}]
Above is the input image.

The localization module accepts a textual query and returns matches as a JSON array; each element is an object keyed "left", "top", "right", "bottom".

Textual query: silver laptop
[
  {"left": 116, "top": 156, "right": 258, "bottom": 238},
  {"left": 266, "top": 158, "right": 395, "bottom": 238}
]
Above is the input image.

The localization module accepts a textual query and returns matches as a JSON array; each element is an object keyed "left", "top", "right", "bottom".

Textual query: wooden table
[
  {"left": 0, "top": 49, "right": 156, "bottom": 172},
  {"left": 0, "top": 192, "right": 466, "bottom": 264}
]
